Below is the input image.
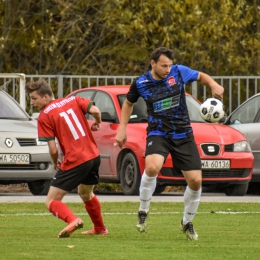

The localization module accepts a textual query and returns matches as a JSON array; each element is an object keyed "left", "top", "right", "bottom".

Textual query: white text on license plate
[
  {"left": 201, "top": 160, "right": 230, "bottom": 169},
  {"left": 0, "top": 154, "right": 30, "bottom": 164}
]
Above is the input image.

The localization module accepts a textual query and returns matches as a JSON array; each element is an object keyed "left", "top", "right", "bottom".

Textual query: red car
[{"left": 67, "top": 86, "right": 254, "bottom": 196}]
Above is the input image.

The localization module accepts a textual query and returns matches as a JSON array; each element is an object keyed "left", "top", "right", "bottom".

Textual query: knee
[
  {"left": 188, "top": 178, "right": 202, "bottom": 191},
  {"left": 145, "top": 164, "right": 160, "bottom": 176},
  {"left": 78, "top": 190, "right": 93, "bottom": 202},
  {"left": 45, "top": 199, "right": 52, "bottom": 210}
]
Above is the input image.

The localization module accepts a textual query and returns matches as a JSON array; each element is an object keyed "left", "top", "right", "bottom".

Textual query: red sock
[
  {"left": 84, "top": 195, "right": 105, "bottom": 232},
  {"left": 49, "top": 200, "right": 77, "bottom": 224}
]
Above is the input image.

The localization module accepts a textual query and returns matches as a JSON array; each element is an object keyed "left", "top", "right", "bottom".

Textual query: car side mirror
[{"left": 219, "top": 116, "right": 226, "bottom": 124}]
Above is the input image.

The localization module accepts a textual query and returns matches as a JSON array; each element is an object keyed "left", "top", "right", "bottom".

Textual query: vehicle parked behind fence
[
  {"left": 66, "top": 85, "right": 254, "bottom": 196},
  {"left": 0, "top": 90, "right": 56, "bottom": 195}
]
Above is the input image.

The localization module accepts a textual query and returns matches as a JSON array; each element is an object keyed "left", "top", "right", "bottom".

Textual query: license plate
[
  {"left": 201, "top": 160, "right": 230, "bottom": 169},
  {"left": 0, "top": 154, "right": 30, "bottom": 164}
]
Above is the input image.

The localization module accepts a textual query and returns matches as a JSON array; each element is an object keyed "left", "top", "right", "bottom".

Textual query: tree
[{"left": 0, "top": 0, "right": 259, "bottom": 76}]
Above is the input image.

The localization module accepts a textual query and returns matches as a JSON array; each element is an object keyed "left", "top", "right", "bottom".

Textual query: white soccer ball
[{"left": 200, "top": 98, "right": 225, "bottom": 123}]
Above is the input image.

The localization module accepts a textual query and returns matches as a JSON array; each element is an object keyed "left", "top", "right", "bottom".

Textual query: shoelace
[
  {"left": 139, "top": 212, "right": 147, "bottom": 224},
  {"left": 186, "top": 222, "right": 195, "bottom": 234}
]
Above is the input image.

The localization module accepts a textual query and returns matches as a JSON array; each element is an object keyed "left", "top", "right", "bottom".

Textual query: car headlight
[
  {"left": 36, "top": 139, "right": 48, "bottom": 146},
  {"left": 233, "top": 141, "right": 251, "bottom": 152}
]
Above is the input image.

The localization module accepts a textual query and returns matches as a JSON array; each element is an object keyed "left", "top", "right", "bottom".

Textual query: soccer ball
[{"left": 200, "top": 98, "right": 225, "bottom": 123}]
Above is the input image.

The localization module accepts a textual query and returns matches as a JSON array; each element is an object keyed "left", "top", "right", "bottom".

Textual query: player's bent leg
[
  {"left": 46, "top": 186, "right": 84, "bottom": 238},
  {"left": 79, "top": 185, "right": 108, "bottom": 235},
  {"left": 181, "top": 170, "right": 202, "bottom": 240},
  {"left": 137, "top": 154, "right": 164, "bottom": 233},
  {"left": 58, "top": 218, "right": 84, "bottom": 238}
]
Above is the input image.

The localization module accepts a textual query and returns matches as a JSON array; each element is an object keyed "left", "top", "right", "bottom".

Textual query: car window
[
  {"left": 118, "top": 94, "right": 204, "bottom": 123},
  {"left": 228, "top": 95, "right": 260, "bottom": 124},
  {"left": 0, "top": 91, "right": 28, "bottom": 119},
  {"left": 186, "top": 96, "right": 205, "bottom": 122},
  {"left": 90, "top": 91, "right": 116, "bottom": 120},
  {"left": 118, "top": 95, "right": 148, "bottom": 123},
  {"left": 74, "top": 90, "right": 95, "bottom": 100}
]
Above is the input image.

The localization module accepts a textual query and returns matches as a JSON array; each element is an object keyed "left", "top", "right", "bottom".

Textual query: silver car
[
  {"left": 0, "top": 90, "right": 55, "bottom": 195},
  {"left": 225, "top": 93, "right": 260, "bottom": 193}
]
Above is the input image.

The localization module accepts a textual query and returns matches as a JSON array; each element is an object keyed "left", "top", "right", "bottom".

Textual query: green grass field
[{"left": 0, "top": 202, "right": 260, "bottom": 260}]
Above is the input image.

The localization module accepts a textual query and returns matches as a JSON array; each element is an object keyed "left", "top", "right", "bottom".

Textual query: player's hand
[
  {"left": 53, "top": 159, "right": 61, "bottom": 171},
  {"left": 91, "top": 121, "right": 101, "bottom": 131},
  {"left": 116, "top": 130, "right": 127, "bottom": 149},
  {"left": 211, "top": 82, "right": 224, "bottom": 100}
]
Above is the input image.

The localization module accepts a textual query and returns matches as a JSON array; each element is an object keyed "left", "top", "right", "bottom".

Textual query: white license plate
[
  {"left": 201, "top": 160, "right": 230, "bottom": 169},
  {"left": 0, "top": 154, "right": 30, "bottom": 164}
]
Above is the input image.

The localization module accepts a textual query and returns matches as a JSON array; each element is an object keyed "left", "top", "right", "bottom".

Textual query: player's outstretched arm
[
  {"left": 197, "top": 72, "right": 224, "bottom": 100},
  {"left": 89, "top": 105, "right": 101, "bottom": 131},
  {"left": 116, "top": 99, "right": 134, "bottom": 149},
  {"left": 48, "top": 140, "right": 59, "bottom": 170}
]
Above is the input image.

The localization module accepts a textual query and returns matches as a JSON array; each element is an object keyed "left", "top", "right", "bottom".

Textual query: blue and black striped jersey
[{"left": 126, "top": 64, "right": 199, "bottom": 139}]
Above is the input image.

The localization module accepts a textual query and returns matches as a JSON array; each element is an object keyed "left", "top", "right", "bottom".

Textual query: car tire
[
  {"left": 224, "top": 183, "right": 249, "bottom": 196},
  {"left": 154, "top": 184, "right": 166, "bottom": 194},
  {"left": 28, "top": 180, "right": 51, "bottom": 195},
  {"left": 247, "top": 183, "right": 260, "bottom": 195},
  {"left": 120, "top": 153, "right": 141, "bottom": 195}
]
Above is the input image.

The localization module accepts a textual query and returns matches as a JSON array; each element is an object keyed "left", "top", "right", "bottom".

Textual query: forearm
[
  {"left": 197, "top": 72, "right": 215, "bottom": 87},
  {"left": 89, "top": 105, "right": 101, "bottom": 123},
  {"left": 48, "top": 140, "right": 58, "bottom": 164},
  {"left": 119, "top": 100, "right": 133, "bottom": 130},
  {"left": 197, "top": 72, "right": 224, "bottom": 99}
]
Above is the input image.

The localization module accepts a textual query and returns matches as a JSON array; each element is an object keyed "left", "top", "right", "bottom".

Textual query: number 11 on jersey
[{"left": 60, "top": 108, "right": 86, "bottom": 140}]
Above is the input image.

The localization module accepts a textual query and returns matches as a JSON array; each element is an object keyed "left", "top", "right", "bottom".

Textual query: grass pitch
[{"left": 0, "top": 202, "right": 260, "bottom": 260}]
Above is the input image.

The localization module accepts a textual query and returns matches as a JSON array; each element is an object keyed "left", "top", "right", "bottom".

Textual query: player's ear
[{"left": 150, "top": 60, "right": 156, "bottom": 68}]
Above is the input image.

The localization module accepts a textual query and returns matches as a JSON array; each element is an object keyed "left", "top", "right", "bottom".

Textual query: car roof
[
  {"left": 71, "top": 85, "right": 131, "bottom": 95},
  {"left": 71, "top": 85, "right": 192, "bottom": 97}
]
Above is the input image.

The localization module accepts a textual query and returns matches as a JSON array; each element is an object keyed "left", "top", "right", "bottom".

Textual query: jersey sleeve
[
  {"left": 126, "top": 79, "right": 140, "bottom": 103},
  {"left": 177, "top": 65, "right": 199, "bottom": 83},
  {"left": 75, "top": 96, "right": 93, "bottom": 114},
  {"left": 38, "top": 115, "right": 55, "bottom": 142}
]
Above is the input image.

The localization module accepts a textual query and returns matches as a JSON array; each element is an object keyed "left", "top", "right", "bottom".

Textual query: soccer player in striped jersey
[{"left": 116, "top": 47, "right": 224, "bottom": 240}]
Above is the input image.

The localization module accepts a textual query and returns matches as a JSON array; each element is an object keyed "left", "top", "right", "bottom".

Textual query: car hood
[
  {"left": 191, "top": 122, "right": 246, "bottom": 144},
  {"left": 0, "top": 119, "right": 38, "bottom": 133},
  {"left": 127, "top": 122, "right": 246, "bottom": 145}
]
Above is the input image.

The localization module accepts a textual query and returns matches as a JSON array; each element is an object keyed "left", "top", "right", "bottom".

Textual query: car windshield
[
  {"left": 186, "top": 96, "right": 205, "bottom": 122},
  {"left": 0, "top": 91, "right": 29, "bottom": 120},
  {"left": 118, "top": 94, "right": 205, "bottom": 123}
]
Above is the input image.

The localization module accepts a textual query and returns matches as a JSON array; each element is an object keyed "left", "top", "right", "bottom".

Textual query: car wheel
[
  {"left": 28, "top": 180, "right": 51, "bottom": 195},
  {"left": 247, "top": 183, "right": 260, "bottom": 195},
  {"left": 224, "top": 183, "right": 249, "bottom": 196},
  {"left": 154, "top": 184, "right": 166, "bottom": 194},
  {"left": 120, "top": 153, "right": 141, "bottom": 195}
]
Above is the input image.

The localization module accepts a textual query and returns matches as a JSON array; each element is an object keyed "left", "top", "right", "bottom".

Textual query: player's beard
[{"left": 152, "top": 68, "right": 168, "bottom": 80}]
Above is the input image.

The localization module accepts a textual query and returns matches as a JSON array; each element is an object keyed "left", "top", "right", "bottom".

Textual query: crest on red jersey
[{"left": 167, "top": 76, "right": 176, "bottom": 87}]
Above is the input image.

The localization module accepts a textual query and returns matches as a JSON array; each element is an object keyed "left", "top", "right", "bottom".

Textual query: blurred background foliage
[{"left": 0, "top": 0, "right": 259, "bottom": 76}]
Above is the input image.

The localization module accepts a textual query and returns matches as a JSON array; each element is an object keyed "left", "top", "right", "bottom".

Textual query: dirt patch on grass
[
  {"left": 0, "top": 183, "right": 184, "bottom": 194},
  {"left": 0, "top": 184, "right": 30, "bottom": 193}
]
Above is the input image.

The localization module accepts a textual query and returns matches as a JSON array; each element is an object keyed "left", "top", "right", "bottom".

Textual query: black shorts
[
  {"left": 51, "top": 156, "right": 100, "bottom": 192},
  {"left": 145, "top": 134, "right": 201, "bottom": 171}
]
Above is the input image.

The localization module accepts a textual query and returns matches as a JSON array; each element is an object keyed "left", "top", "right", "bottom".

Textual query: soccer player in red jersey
[{"left": 26, "top": 79, "right": 108, "bottom": 238}]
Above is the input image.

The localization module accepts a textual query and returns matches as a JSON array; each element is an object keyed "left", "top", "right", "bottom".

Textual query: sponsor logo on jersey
[
  {"left": 153, "top": 94, "right": 180, "bottom": 112},
  {"left": 139, "top": 80, "right": 150, "bottom": 84},
  {"left": 167, "top": 76, "right": 176, "bottom": 87}
]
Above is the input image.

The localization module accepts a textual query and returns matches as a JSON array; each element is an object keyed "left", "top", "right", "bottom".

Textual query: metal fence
[{"left": 1, "top": 73, "right": 260, "bottom": 115}]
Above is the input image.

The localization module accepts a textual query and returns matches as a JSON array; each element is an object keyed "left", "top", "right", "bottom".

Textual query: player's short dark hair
[
  {"left": 150, "top": 47, "right": 174, "bottom": 63},
  {"left": 25, "top": 78, "right": 53, "bottom": 97}
]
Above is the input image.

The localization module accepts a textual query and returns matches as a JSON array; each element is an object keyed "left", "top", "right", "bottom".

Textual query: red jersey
[{"left": 38, "top": 96, "right": 99, "bottom": 170}]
